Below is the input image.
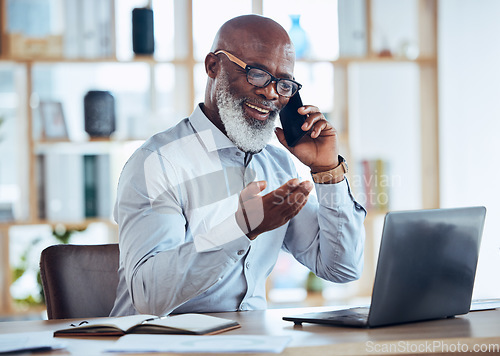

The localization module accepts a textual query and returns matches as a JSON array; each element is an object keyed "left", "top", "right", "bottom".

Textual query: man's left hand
[{"left": 275, "top": 105, "right": 339, "bottom": 172}]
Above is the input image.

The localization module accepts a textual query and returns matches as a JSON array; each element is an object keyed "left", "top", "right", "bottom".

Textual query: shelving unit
[
  {"left": 0, "top": 0, "right": 439, "bottom": 316},
  {"left": 337, "top": 0, "right": 439, "bottom": 299}
]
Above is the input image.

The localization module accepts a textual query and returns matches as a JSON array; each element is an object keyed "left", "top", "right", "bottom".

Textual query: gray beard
[{"left": 215, "top": 72, "right": 278, "bottom": 153}]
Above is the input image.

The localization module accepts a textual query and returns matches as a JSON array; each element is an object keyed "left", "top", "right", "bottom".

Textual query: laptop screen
[{"left": 368, "top": 206, "right": 486, "bottom": 327}]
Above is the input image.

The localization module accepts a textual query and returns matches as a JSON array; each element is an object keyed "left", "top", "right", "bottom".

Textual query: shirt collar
[{"left": 188, "top": 104, "right": 237, "bottom": 152}]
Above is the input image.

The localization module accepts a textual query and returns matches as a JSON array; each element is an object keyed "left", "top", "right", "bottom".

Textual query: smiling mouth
[{"left": 245, "top": 102, "right": 270, "bottom": 114}]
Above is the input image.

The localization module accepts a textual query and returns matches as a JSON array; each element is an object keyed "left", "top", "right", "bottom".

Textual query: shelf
[
  {"left": 0, "top": 218, "right": 116, "bottom": 230},
  {"left": 34, "top": 139, "right": 145, "bottom": 155},
  {"left": 302, "top": 56, "right": 437, "bottom": 65},
  {"left": 0, "top": 55, "right": 436, "bottom": 66},
  {"left": 0, "top": 56, "right": 184, "bottom": 65},
  {"left": 0, "top": 56, "right": 118, "bottom": 63}
]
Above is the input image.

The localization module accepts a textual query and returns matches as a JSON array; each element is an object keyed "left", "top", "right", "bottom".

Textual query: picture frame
[{"left": 39, "top": 101, "right": 68, "bottom": 140}]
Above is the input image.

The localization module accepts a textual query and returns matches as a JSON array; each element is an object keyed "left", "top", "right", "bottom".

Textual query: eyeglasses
[{"left": 214, "top": 50, "right": 302, "bottom": 98}]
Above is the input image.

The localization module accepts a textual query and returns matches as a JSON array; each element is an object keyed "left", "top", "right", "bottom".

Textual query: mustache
[{"left": 243, "top": 99, "right": 281, "bottom": 113}]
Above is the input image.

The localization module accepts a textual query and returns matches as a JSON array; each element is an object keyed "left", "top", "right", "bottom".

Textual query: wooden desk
[{"left": 1, "top": 307, "right": 500, "bottom": 355}]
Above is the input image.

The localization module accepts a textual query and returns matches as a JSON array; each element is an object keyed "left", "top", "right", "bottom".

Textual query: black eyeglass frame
[{"left": 214, "top": 50, "right": 302, "bottom": 98}]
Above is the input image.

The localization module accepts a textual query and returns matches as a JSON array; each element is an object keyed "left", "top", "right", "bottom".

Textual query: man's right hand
[{"left": 235, "top": 179, "right": 313, "bottom": 240}]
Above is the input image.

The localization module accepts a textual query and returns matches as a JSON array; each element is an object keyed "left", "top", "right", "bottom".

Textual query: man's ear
[{"left": 205, "top": 53, "right": 219, "bottom": 79}]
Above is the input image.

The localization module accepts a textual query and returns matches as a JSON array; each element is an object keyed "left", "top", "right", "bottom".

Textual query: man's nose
[{"left": 255, "top": 81, "right": 280, "bottom": 100}]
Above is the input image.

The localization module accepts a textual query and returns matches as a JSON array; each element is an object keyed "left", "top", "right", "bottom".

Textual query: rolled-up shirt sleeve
[{"left": 283, "top": 178, "right": 366, "bottom": 283}]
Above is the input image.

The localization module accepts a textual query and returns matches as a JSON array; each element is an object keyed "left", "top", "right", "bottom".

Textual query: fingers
[
  {"left": 241, "top": 179, "right": 312, "bottom": 208},
  {"left": 306, "top": 120, "right": 328, "bottom": 139},
  {"left": 274, "top": 127, "right": 290, "bottom": 150},
  {"left": 284, "top": 180, "right": 313, "bottom": 207},
  {"left": 236, "top": 182, "right": 266, "bottom": 238},
  {"left": 240, "top": 180, "right": 267, "bottom": 202},
  {"left": 298, "top": 105, "right": 335, "bottom": 139},
  {"left": 284, "top": 191, "right": 310, "bottom": 221},
  {"left": 236, "top": 178, "right": 314, "bottom": 240},
  {"left": 270, "top": 178, "right": 301, "bottom": 199},
  {"left": 265, "top": 179, "right": 313, "bottom": 208},
  {"left": 298, "top": 105, "right": 320, "bottom": 117},
  {"left": 273, "top": 180, "right": 312, "bottom": 222}
]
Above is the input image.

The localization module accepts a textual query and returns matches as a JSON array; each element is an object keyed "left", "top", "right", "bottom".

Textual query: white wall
[
  {"left": 349, "top": 63, "right": 422, "bottom": 211},
  {"left": 439, "top": 0, "right": 500, "bottom": 298}
]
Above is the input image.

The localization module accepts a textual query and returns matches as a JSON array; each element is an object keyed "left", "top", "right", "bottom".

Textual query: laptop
[{"left": 283, "top": 206, "right": 487, "bottom": 328}]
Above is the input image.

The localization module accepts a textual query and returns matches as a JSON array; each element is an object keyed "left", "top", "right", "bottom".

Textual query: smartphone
[{"left": 279, "top": 92, "right": 308, "bottom": 147}]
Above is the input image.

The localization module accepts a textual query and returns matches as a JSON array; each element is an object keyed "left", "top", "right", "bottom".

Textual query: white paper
[
  {"left": 105, "top": 334, "right": 291, "bottom": 353},
  {"left": 0, "top": 331, "right": 67, "bottom": 354}
]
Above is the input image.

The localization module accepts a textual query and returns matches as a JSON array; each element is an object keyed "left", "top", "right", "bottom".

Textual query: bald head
[
  {"left": 211, "top": 15, "right": 295, "bottom": 60},
  {"left": 202, "top": 15, "right": 297, "bottom": 142}
]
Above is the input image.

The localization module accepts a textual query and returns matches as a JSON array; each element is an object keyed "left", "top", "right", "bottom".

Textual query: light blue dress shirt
[{"left": 110, "top": 104, "right": 366, "bottom": 316}]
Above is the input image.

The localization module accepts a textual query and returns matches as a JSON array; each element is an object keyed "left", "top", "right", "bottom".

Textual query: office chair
[{"left": 39, "top": 243, "right": 119, "bottom": 319}]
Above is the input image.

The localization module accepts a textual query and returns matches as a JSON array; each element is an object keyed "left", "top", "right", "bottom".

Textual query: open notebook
[{"left": 54, "top": 313, "right": 240, "bottom": 336}]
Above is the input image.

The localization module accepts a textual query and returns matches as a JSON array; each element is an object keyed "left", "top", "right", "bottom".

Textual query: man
[{"left": 110, "top": 15, "right": 365, "bottom": 317}]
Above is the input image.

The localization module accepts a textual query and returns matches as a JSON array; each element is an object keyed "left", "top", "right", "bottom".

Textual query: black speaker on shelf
[
  {"left": 132, "top": 7, "right": 155, "bottom": 55},
  {"left": 84, "top": 90, "right": 116, "bottom": 138}
]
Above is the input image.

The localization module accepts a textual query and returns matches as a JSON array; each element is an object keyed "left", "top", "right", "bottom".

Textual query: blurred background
[{"left": 0, "top": 0, "right": 499, "bottom": 320}]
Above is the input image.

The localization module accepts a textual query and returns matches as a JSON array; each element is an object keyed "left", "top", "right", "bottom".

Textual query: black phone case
[{"left": 279, "top": 93, "right": 307, "bottom": 147}]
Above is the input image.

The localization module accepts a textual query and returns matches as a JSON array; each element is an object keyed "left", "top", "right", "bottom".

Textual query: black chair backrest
[{"left": 39, "top": 244, "right": 119, "bottom": 319}]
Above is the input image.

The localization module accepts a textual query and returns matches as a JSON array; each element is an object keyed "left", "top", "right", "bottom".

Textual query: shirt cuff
[
  {"left": 314, "top": 178, "right": 354, "bottom": 207},
  {"left": 193, "top": 213, "right": 250, "bottom": 254}
]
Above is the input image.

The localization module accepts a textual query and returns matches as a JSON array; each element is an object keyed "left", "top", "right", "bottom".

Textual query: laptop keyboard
[
  {"left": 325, "top": 307, "right": 370, "bottom": 322},
  {"left": 283, "top": 306, "right": 371, "bottom": 327}
]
